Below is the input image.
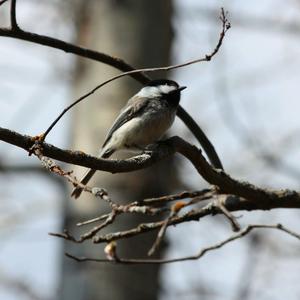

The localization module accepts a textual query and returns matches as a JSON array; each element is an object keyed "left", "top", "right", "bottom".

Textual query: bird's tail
[
  {"left": 70, "top": 147, "right": 115, "bottom": 199},
  {"left": 71, "top": 168, "right": 97, "bottom": 199}
]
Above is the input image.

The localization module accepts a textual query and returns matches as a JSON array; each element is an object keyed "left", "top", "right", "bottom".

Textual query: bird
[{"left": 71, "top": 79, "right": 186, "bottom": 198}]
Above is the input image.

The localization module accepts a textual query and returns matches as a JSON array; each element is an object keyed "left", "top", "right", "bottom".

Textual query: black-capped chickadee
[{"left": 71, "top": 79, "right": 186, "bottom": 198}]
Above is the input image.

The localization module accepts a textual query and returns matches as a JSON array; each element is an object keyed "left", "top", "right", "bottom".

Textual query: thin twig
[
  {"left": 148, "top": 214, "right": 172, "bottom": 256},
  {"left": 141, "top": 189, "right": 214, "bottom": 206},
  {"left": 79, "top": 212, "right": 117, "bottom": 241},
  {"left": 65, "top": 223, "right": 300, "bottom": 264},
  {"left": 10, "top": 0, "right": 18, "bottom": 29},
  {"left": 28, "top": 140, "right": 118, "bottom": 210},
  {"left": 148, "top": 201, "right": 187, "bottom": 256},
  {"left": 90, "top": 202, "right": 218, "bottom": 244},
  {"left": 76, "top": 214, "right": 111, "bottom": 227},
  {"left": 49, "top": 212, "right": 118, "bottom": 243},
  {"left": 29, "top": 141, "right": 94, "bottom": 194},
  {"left": 217, "top": 200, "right": 241, "bottom": 231},
  {"left": 76, "top": 204, "right": 167, "bottom": 227}
]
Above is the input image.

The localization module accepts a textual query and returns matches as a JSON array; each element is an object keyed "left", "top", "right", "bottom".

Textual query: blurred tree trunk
[{"left": 59, "top": 1, "right": 175, "bottom": 299}]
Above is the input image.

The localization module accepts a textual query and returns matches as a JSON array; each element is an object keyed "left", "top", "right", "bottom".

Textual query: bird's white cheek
[
  {"left": 107, "top": 111, "right": 176, "bottom": 151},
  {"left": 137, "top": 87, "right": 160, "bottom": 98}
]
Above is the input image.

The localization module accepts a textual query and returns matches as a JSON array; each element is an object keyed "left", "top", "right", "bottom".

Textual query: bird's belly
[
  {"left": 128, "top": 113, "right": 174, "bottom": 146},
  {"left": 112, "top": 112, "right": 175, "bottom": 149}
]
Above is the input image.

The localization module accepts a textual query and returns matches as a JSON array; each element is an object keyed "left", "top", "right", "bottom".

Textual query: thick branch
[
  {"left": 0, "top": 127, "right": 174, "bottom": 173},
  {"left": 1, "top": 127, "right": 299, "bottom": 212},
  {"left": 3, "top": 126, "right": 300, "bottom": 248}
]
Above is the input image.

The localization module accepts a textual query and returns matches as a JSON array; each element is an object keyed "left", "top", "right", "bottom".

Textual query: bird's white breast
[{"left": 108, "top": 110, "right": 175, "bottom": 150}]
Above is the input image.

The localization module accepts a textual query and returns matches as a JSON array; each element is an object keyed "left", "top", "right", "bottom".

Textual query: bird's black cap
[
  {"left": 144, "top": 79, "right": 186, "bottom": 107},
  {"left": 145, "top": 79, "right": 179, "bottom": 88}
]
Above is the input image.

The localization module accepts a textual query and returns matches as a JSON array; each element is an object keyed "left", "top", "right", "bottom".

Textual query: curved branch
[
  {"left": 0, "top": 127, "right": 174, "bottom": 173},
  {"left": 3, "top": 126, "right": 300, "bottom": 250},
  {"left": 65, "top": 224, "right": 300, "bottom": 264},
  {"left": 176, "top": 106, "right": 223, "bottom": 169},
  {"left": 0, "top": 28, "right": 149, "bottom": 83},
  {"left": 1, "top": 127, "right": 299, "bottom": 209}
]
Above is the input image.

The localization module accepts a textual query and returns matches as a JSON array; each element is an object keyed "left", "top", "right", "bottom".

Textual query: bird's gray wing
[{"left": 102, "top": 96, "right": 150, "bottom": 148}]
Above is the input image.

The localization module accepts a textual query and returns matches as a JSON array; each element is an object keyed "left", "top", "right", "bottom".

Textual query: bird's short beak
[{"left": 177, "top": 86, "right": 187, "bottom": 92}]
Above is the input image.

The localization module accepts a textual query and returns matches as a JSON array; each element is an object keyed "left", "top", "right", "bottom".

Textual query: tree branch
[
  {"left": 1, "top": 127, "right": 299, "bottom": 211},
  {"left": 0, "top": 27, "right": 149, "bottom": 83},
  {"left": 10, "top": 0, "right": 18, "bottom": 29},
  {"left": 65, "top": 223, "right": 300, "bottom": 264},
  {"left": 3, "top": 125, "right": 299, "bottom": 248},
  {"left": 2, "top": 129, "right": 300, "bottom": 261}
]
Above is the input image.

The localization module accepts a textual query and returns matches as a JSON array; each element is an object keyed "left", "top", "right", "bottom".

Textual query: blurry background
[{"left": 1, "top": 0, "right": 300, "bottom": 299}]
